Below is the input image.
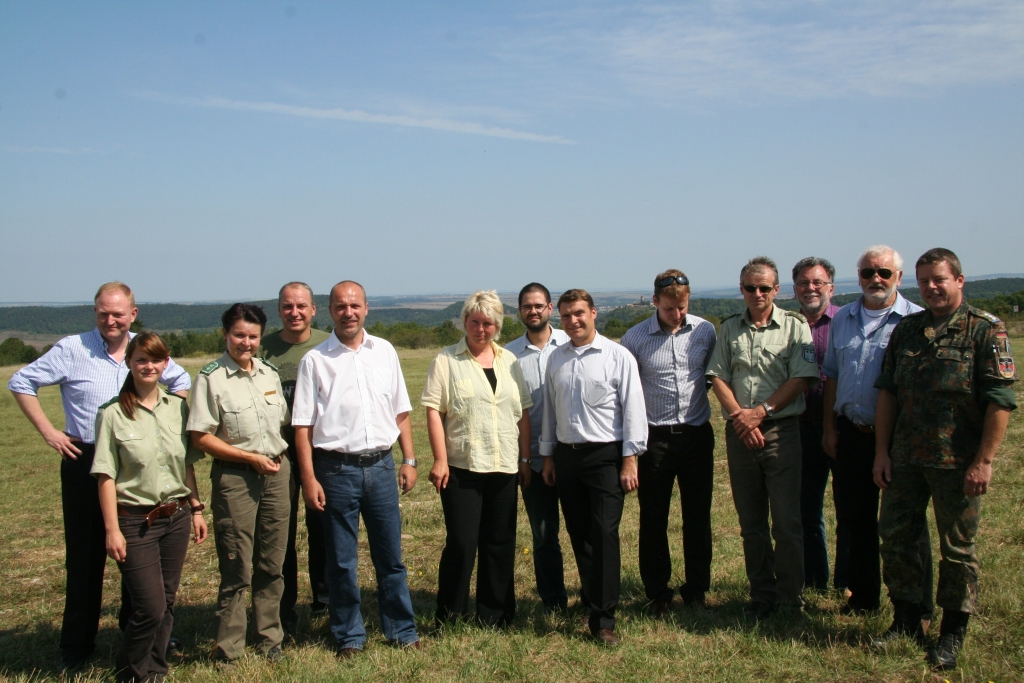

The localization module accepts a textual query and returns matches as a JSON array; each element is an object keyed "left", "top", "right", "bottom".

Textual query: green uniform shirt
[
  {"left": 258, "top": 327, "right": 329, "bottom": 445},
  {"left": 706, "top": 304, "right": 819, "bottom": 419},
  {"left": 875, "top": 302, "right": 1017, "bottom": 469},
  {"left": 91, "top": 392, "right": 204, "bottom": 506},
  {"left": 186, "top": 352, "right": 290, "bottom": 457}
]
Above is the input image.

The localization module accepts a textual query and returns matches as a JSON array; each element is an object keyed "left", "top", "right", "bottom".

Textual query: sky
[{"left": 1, "top": 1, "right": 1022, "bottom": 303}]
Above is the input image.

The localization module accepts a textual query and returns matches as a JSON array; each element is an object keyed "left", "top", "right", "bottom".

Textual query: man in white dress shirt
[
  {"left": 540, "top": 288, "right": 648, "bottom": 646},
  {"left": 292, "top": 281, "right": 421, "bottom": 657}
]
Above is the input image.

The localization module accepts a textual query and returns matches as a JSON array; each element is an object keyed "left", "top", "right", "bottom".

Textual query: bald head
[{"left": 330, "top": 280, "right": 367, "bottom": 305}]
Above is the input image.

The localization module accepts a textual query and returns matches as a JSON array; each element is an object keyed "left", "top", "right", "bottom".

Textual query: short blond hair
[
  {"left": 94, "top": 282, "right": 135, "bottom": 308},
  {"left": 461, "top": 290, "right": 504, "bottom": 337}
]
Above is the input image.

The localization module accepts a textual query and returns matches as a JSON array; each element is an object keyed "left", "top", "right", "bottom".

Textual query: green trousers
[{"left": 211, "top": 457, "right": 291, "bottom": 659}]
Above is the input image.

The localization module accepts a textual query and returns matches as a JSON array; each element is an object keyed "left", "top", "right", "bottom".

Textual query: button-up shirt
[
  {"left": 620, "top": 312, "right": 716, "bottom": 427},
  {"left": 421, "top": 338, "right": 533, "bottom": 474},
  {"left": 292, "top": 332, "right": 412, "bottom": 454},
  {"left": 7, "top": 328, "right": 191, "bottom": 444},
  {"left": 706, "top": 305, "right": 819, "bottom": 420},
  {"left": 821, "top": 293, "right": 921, "bottom": 426},
  {"left": 92, "top": 393, "right": 204, "bottom": 506},
  {"left": 540, "top": 333, "right": 648, "bottom": 457},
  {"left": 504, "top": 326, "right": 571, "bottom": 471},
  {"left": 802, "top": 303, "right": 841, "bottom": 422},
  {"left": 186, "top": 353, "right": 289, "bottom": 457}
]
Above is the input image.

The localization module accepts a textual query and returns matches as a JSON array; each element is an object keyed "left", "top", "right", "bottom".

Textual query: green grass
[{"left": 1, "top": 344, "right": 1023, "bottom": 682}]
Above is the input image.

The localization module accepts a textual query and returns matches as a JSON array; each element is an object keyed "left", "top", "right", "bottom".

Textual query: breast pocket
[
  {"left": 263, "top": 393, "right": 285, "bottom": 426},
  {"left": 933, "top": 345, "right": 973, "bottom": 394},
  {"left": 761, "top": 344, "right": 792, "bottom": 383},
  {"left": 113, "top": 426, "right": 149, "bottom": 466},
  {"left": 222, "top": 400, "right": 258, "bottom": 440},
  {"left": 373, "top": 366, "right": 394, "bottom": 398},
  {"left": 582, "top": 373, "right": 614, "bottom": 408},
  {"left": 729, "top": 340, "right": 752, "bottom": 371}
]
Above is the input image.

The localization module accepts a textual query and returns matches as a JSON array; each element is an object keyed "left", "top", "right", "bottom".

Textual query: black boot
[
  {"left": 928, "top": 610, "right": 969, "bottom": 670},
  {"left": 871, "top": 599, "right": 928, "bottom": 648}
]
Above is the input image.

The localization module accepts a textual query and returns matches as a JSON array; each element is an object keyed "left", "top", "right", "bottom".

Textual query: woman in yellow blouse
[
  {"left": 422, "top": 290, "right": 533, "bottom": 627},
  {"left": 92, "top": 332, "right": 207, "bottom": 683}
]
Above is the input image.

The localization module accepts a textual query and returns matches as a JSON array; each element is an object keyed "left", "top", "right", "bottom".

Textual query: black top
[{"left": 483, "top": 367, "right": 497, "bottom": 393}]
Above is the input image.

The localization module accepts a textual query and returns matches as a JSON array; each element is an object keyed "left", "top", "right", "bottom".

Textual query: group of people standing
[{"left": 7, "top": 244, "right": 1016, "bottom": 680}]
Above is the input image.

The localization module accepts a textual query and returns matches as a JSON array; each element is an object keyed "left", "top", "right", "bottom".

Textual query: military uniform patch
[
  {"left": 802, "top": 344, "right": 815, "bottom": 363},
  {"left": 999, "top": 356, "right": 1016, "bottom": 379},
  {"left": 200, "top": 361, "right": 220, "bottom": 375}
]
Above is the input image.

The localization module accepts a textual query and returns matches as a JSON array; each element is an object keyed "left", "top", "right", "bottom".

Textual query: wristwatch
[
  {"left": 519, "top": 458, "right": 532, "bottom": 465},
  {"left": 760, "top": 402, "right": 775, "bottom": 418},
  {"left": 402, "top": 458, "right": 417, "bottom": 468},
  {"left": 191, "top": 503, "right": 206, "bottom": 514}
]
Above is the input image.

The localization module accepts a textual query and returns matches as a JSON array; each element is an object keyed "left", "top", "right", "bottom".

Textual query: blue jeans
[
  {"left": 314, "top": 451, "right": 418, "bottom": 649},
  {"left": 520, "top": 474, "right": 568, "bottom": 610}
]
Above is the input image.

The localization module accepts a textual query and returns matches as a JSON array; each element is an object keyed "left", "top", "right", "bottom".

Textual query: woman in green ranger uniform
[{"left": 92, "top": 332, "right": 208, "bottom": 683}]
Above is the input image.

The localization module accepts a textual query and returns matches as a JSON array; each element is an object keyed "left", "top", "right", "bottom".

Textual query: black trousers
[
  {"left": 638, "top": 423, "right": 715, "bottom": 603},
  {"left": 60, "top": 444, "right": 109, "bottom": 658},
  {"left": 114, "top": 508, "right": 190, "bottom": 682},
  {"left": 834, "top": 416, "right": 934, "bottom": 614},
  {"left": 554, "top": 442, "right": 625, "bottom": 633},
  {"left": 281, "top": 448, "right": 330, "bottom": 633},
  {"left": 436, "top": 467, "right": 518, "bottom": 627}
]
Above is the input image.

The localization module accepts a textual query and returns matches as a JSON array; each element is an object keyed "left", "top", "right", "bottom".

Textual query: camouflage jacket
[{"left": 875, "top": 301, "right": 1017, "bottom": 469}]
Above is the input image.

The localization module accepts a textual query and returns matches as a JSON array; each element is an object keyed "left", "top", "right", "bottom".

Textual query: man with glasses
[
  {"left": 790, "top": 258, "right": 849, "bottom": 595},
  {"left": 504, "top": 282, "right": 571, "bottom": 613},
  {"left": 707, "top": 256, "right": 819, "bottom": 619},
  {"left": 620, "top": 269, "right": 717, "bottom": 616},
  {"left": 821, "top": 246, "right": 934, "bottom": 623}
]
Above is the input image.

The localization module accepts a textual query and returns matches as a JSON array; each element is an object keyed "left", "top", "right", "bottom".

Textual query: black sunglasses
[
  {"left": 859, "top": 267, "right": 894, "bottom": 280},
  {"left": 742, "top": 284, "right": 774, "bottom": 294},
  {"left": 657, "top": 275, "right": 689, "bottom": 288}
]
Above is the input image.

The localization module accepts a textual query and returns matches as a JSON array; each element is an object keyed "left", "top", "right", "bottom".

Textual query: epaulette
[
  {"left": 200, "top": 361, "right": 220, "bottom": 375},
  {"left": 98, "top": 396, "right": 119, "bottom": 411},
  {"left": 784, "top": 310, "right": 807, "bottom": 322},
  {"left": 165, "top": 390, "right": 185, "bottom": 400},
  {"left": 721, "top": 313, "right": 740, "bottom": 322},
  {"left": 967, "top": 305, "right": 1001, "bottom": 324},
  {"left": 259, "top": 358, "right": 279, "bottom": 372}
]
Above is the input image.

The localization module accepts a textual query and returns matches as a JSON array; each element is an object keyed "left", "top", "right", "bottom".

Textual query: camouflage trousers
[{"left": 878, "top": 465, "right": 980, "bottom": 614}]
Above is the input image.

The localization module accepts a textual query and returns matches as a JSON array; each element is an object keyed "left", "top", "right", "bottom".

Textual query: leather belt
[
  {"left": 214, "top": 455, "right": 283, "bottom": 473},
  {"left": 118, "top": 499, "right": 188, "bottom": 527},
  {"left": 838, "top": 415, "right": 875, "bottom": 434},
  {"left": 650, "top": 423, "right": 702, "bottom": 435},
  {"left": 558, "top": 441, "right": 618, "bottom": 451},
  {"left": 314, "top": 448, "right": 391, "bottom": 466}
]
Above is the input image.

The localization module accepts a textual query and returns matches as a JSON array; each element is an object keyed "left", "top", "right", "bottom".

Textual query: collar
[
  {"left": 742, "top": 304, "right": 784, "bottom": 328},
  {"left": 569, "top": 331, "right": 607, "bottom": 351},
  {"left": 326, "top": 330, "right": 374, "bottom": 353},
  {"left": 646, "top": 311, "right": 692, "bottom": 335},
  {"left": 220, "top": 353, "right": 264, "bottom": 376},
  {"left": 455, "top": 337, "right": 506, "bottom": 360},
  {"left": 90, "top": 328, "right": 134, "bottom": 356},
  {"left": 928, "top": 300, "right": 969, "bottom": 331},
  {"left": 522, "top": 325, "right": 567, "bottom": 350},
  {"left": 849, "top": 291, "right": 919, "bottom": 319}
]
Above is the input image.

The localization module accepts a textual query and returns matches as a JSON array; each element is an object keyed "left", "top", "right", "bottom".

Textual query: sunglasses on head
[
  {"left": 742, "top": 284, "right": 774, "bottom": 294},
  {"left": 657, "top": 275, "right": 689, "bottom": 288},
  {"left": 859, "top": 268, "right": 894, "bottom": 280}
]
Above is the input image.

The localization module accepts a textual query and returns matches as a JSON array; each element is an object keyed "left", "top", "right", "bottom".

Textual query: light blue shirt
[
  {"left": 504, "top": 326, "right": 571, "bottom": 470},
  {"left": 821, "top": 293, "right": 922, "bottom": 425},
  {"left": 8, "top": 329, "right": 191, "bottom": 443}
]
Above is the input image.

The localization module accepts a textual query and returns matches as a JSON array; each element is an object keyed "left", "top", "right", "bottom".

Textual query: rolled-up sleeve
[
  {"left": 705, "top": 334, "right": 731, "bottom": 382},
  {"left": 291, "top": 355, "right": 318, "bottom": 427},
  {"left": 7, "top": 341, "right": 70, "bottom": 395},
  {"left": 509, "top": 359, "right": 534, "bottom": 412},
  {"left": 90, "top": 407, "right": 120, "bottom": 480},
  {"left": 618, "top": 351, "right": 648, "bottom": 457},
  {"left": 185, "top": 374, "right": 220, "bottom": 434},
  {"left": 391, "top": 347, "right": 413, "bottom": 415}
]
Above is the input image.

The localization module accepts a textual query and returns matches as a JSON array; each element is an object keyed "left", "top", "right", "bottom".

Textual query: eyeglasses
[
  {"left": 657, "top": 275, "right": 689, "bottom": 288},
  {"left": 859, "top": 268, "right": 894, "bottom": 280},
  {"left": 795, "top": 279, "right": 831, "bottom": 288},
  {"left": 742, "top": 285, "right": 774, "bottom": 294}
]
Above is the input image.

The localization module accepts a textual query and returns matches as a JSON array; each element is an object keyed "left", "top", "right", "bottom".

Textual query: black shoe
[
  {"left": 682, "top": 593, "right": 709, "bottom": 611},
  {"left": 743, "top": 601, "right": 775, "bottom": 621},
  {"left": 871, "top": 600, "right": 927, "bottom": 649},
  {"left": 310, "top": 602, "right": 329, "bottom": 618},
  {"left": 542, "top": 598, "right": 568, "bottom": 615},
  {"left": 926, "top": 610, "right": 969, "bottom": 670},
  {"left": 167, "top": 637, "right": 182, "bottom": 655},
  {"left": 265, "top": 645, "right": 285, "bottom": 663},
  {"left": 651, "top": 598, "right": 672, "bottom": 619},
  {"left": 58, "top": 652, "right": 89, "bottom": 671}
]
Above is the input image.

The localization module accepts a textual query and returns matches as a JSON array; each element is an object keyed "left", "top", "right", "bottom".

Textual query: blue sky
[{"left": 2, "top": 1, "right": 1022, "bottom": 303}]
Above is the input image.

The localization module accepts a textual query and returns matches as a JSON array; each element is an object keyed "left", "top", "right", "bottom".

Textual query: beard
[
  {"left": 863, "top": 283, "right": 896, "bottom": 306},
  {"left": 800, "top": 295, "right": 829, "bottom": 317},
  {"left": 524, "top": 318, "right": 549, "bottom": 332}
]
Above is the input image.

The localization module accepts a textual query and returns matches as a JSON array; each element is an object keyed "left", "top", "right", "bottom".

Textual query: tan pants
[{"left": 211, "top": 457, "right": 291, "bottom": 660}]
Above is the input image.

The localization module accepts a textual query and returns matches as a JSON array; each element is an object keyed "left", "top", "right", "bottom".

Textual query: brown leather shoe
[
  {"left": 336, "top": 647, "right": 362, "bottom": 659},
  {"left": 594, "top": 629, "right": 620, "bottom": 646},
  {"left": 402, "top": 640, "right": 423, "bottom": 651}
]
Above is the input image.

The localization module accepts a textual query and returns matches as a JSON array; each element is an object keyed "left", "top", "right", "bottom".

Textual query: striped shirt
[
  {"left": 7, "top": 329, "right": 191, "bottom": 443},
  {"left": 504, "top": 326, "right": 571, "bottom": 470},
  {"left": 620, "top": 312, "right": 717, "bottom": 426}
]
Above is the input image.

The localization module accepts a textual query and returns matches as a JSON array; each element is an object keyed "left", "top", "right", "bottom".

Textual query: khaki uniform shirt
[
  {"left": 421, "top": 338, "right": 533, "bottom": 474},
  {"left": 706, "top": 304, "right": 819, "bottom": 419},
  {"left": 186, "top": 352, "right": 289, "bottom": 457},
  {"left": 92, "top": 392, "right": 204, "bottom": 506},
  {"left": 258, "top": 327, "right": 330, "bottom": 446}
]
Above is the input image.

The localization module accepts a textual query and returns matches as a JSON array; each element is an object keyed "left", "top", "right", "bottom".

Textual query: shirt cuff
[
  {"left": 291, "top": 415, "right": 316, "bottom": 427},
  {"left": 539, "top": 440, "right": 556, "bottom": 456},
  {"left": 981, "top": 384, "right": 1018, "bottom": 410},
  {"left": 623, "top": 440, "right": 647, "bottom": 457}
]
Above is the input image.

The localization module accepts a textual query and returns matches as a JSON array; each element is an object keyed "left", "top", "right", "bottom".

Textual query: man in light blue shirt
[
  {"left": 822, "top": 246, "right": 932, "bottom": 621},
  {"left": 504, "top": 282, "right": 571, "bottom": 613}
]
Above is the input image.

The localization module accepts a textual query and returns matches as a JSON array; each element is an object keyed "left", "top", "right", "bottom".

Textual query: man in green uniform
[
  {"left": 259, "top": 282, "right": 331, "bottom": 638},
  {"left": 874, "top": 248, "right": 1016, "bottom": 670},
  {"left": 707, "top": 256, "right": 820, "bottom": 618}
]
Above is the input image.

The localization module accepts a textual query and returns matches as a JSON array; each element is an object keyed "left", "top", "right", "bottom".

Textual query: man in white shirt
[
  {"left": 504, "top": 282, "right": 571, "bottom": 613},
  {"left": 292, "top": 281, "right": 421, "bottom": 657},
  {"left": 540, "top": 288, "right": 648, "bottom": 646}
]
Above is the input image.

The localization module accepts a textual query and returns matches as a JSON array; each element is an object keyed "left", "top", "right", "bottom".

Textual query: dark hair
[
  {"left": 518, "top": 282, "right": 551, "bottom": 306},
  {"left": 791, "top": 257, "right": 835, "bottom": 283},
  {"left": 654, "top": 268, "right": 690, "bottom": 298},
  {"left": 557, "top": 288, "right": 595, "bottom": 310},
  {"left": 740, "top": 256, "right": 779, "bottom": 285},
  {"left": 119, "top": 332, "right": 170, "bottom": 421},
  {"left": 221, "top": 303, "right": 267, "bottom": 333},
  {"left": 915, "top": 248, "right": 962, "bottom": 278}
]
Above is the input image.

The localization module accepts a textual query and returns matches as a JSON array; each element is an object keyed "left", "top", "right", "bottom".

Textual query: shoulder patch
[
  {"left": 98, "top": 396, "right": 119, "bottom": 411},
  {"left": 259, "top": 358, "right": 279, "bottom": 372},
  {"left": 801, "top": 344, "right": 816, "bottom": 363},
  {"left": 200, "top": 361, "right": 220, "bottom": 375}
]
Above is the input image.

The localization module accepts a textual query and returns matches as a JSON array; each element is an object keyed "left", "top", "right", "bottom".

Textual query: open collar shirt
[
  {"left": 504, "top": 326, "right": 571, "bottom": 470},
  {"left": 539, "top": 332, "right": 648, "bottom": 457},
  {"left": 7, "top": 328, "right": 191, "bottom": 443},
  {"left": 292, "top": 332, "right": 412, "bottom": 454},
  {"left": 822, "top": 292, "right": 922, "bottom": 426},
  {"left": 619, "top": 312, "right": 716, "bottom": 427},
  {"left": 802, "top": 303, "right": 841, "bottom": 422}
]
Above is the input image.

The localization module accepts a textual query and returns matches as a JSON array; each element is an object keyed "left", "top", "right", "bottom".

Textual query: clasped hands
[{"left": 730, "top": 406, "right": 765, "bottom": 450}]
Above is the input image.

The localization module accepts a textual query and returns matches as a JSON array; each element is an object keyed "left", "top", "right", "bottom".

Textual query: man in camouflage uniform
[{"left": 873, "top": 248, "right": 1016, "bottom": 670}]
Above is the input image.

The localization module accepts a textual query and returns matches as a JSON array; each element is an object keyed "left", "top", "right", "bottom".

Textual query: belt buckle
[
  {"left": 669, "top": 424, "right": 685, "bottom": 434},
  {"left": 571, "top": 443, "right": 585, "bottom": 450},
  {"left": 358, "top": 451, "right": 378, "bottom": 466}
]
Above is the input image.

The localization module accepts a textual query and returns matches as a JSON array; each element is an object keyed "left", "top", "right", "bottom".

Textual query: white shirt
[
  {"left": 540, "top": 332, "right": 648, "bottom": 457},
  {"left": 504, "top": 326, "right": 571, "bottom": 470},
  {"left": 291, "top": 331, "right": 412, "bottom": 453}
]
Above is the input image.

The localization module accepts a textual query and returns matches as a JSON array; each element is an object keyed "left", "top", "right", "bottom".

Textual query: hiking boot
[
  {"left": 871, "top": 599, "right": 928, "bottom": 649},
  {"left": 927, "top": 610, "right": 969, "bottom": 670}
]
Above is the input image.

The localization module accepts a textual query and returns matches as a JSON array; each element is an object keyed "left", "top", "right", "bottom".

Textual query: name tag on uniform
[{"left": 265, "top": 390, "right": 277, "bottom": 396}]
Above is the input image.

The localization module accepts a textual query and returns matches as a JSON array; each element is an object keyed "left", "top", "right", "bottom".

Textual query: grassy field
[{"left": 1, "top": 343, "right": 1022, "bottom": 682}]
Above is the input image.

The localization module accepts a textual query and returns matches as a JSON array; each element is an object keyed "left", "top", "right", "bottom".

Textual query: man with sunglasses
[
  {"left": 620, "top": 269, "right": 717, "bottom": 616},
  {"left": 872, "top": 248, "right": 1016, "bottom": 670},
  {"left": 821, "top": 246, "right": 934, "bottom": 624},
  {"left": 707, "top": 256, "right": 820, "bottom": 619}
]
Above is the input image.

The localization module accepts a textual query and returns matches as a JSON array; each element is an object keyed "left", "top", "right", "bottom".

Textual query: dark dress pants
[
  {"left": 115, "top": 508, "right": 191, "bottom": 683},
  {"left": 833, "top": 416, "right": 933, "bottom": 614},
  {"left": 799, "top": 420, "right": 851, "bottom": 590},
  {"left": 638, "top": 422, "right": 714, "bottom": 603},
  {"left": 281, "top": 448, "right": 330, "bottom": 634},
  {"left": 554, "top": 442, "right": 624, "bottom": 633},
  {"left": 59, "top": 444, "right": 109, "bottom": 659},
  {"left": 436, "top": 467, "right": 519, "bottom": 627},
  {"left": 520, "top": 473, "right": 568, "bottom": 610}
]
